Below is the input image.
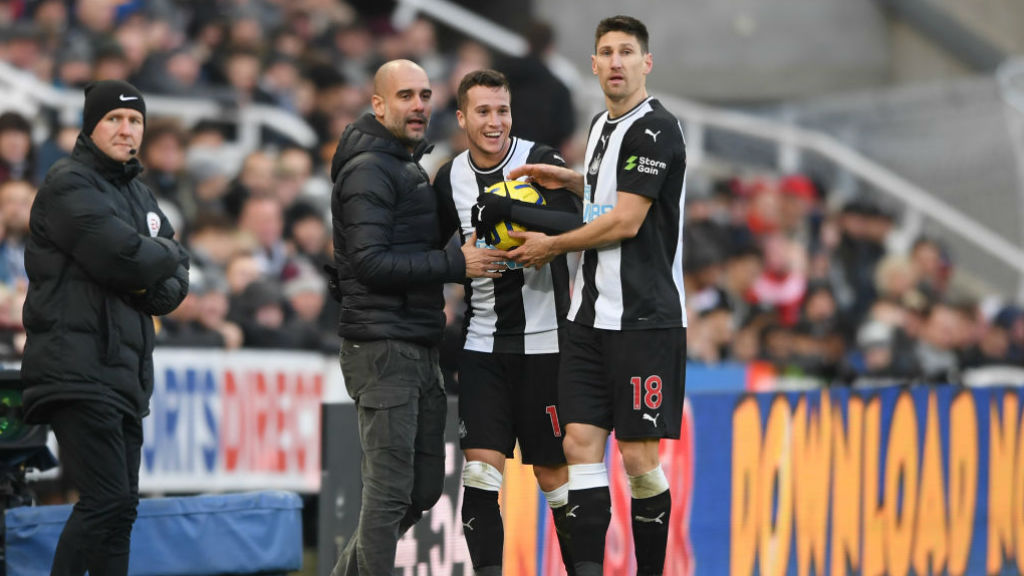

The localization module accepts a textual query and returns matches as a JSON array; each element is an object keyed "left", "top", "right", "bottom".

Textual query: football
[{"left": 481, "top": 180, "right": 545, "bottom": 250}]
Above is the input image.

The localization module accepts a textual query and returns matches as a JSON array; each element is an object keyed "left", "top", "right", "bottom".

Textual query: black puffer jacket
[
  {"left": 331, "top": 113, "right": 464, "bottom": 346},
  {"left": 21, "top": 133, "right": 188, "bottom": 423}
]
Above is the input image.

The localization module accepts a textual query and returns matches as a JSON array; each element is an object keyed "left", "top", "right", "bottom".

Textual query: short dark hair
[
  {"left": 456, "top": 69, "right": 510, "bottom": 111},
  {"left": 594, "top": 15, "right": 649, "bottom": 54}
]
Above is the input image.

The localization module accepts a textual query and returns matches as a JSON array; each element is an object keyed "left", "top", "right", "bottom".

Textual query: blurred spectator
[
  {"left": 401, "top": 17, "right": 445, "bottom": 81},
  {"left": 35, "top": 111, "right": 78, "bottom": 180},
  {"left": 760, "top": 322, "right": 797, "bottom": 371},
  {"left": 92, "top": 39, "right": 130, "bottom": 81},
  {"left": 220, "top": 48, "right": 274, "bottom": 105},
  {"left": 237, "top": 195, "right": 288, "bottom": 278},
  {"left": 994, "top": 306, "right": 1024, "bottom": 365},
  {"left": 840, "top": 320, "right": 907, "bottom": 382},
  {"left": 285, "top": 201, "right": 330, "bottom": 267},
  {"left": 915, "top": 301, "right": 961, "bottom": 382},
  {"left": 791, "top": 282, "right": 845, "bottom": 377},
  {"left": 495, "top": 19, "right": 575, "bottom": 151},
  {"left": 873, "top": 253, "right": 917, "bottom": 302},
  {"left": 2, "top": 22, "right": 44, "bottom": 76},
  {"left": 231, "top": 278, "right": 319, "bottom": 350},
  {"left": 158, "top": 268, "right": 232, "bottom": 349},
  {"left": 33, "top": 0, "right": 69, "bottom": 53},
  {"left": 261, "top": 54, "right": 304, "bottom": 113},
  {"left": 139, "top": 119, "right": 197, "bottom": 225},
  {"left": 750, "top": 233, "right": 807, "bottom": 326},
  {"left": 832, "top": 198, "right": 890, "bottom": 324},
  {"left": 961, "top": 306, "right": 1017, "bottom": 368},
  {"left": 225, "top": 250, "right": 262, "bottom": 301},
  {"left": 196, "top": 273, "right": 243, "bottom": 350},
  {"left": 330, "top": 19, "right": 377, "bottom": 87},
  {"left": 187, "top": 212, "right": 246, "bottom": 273},
  {"left": 720, "top": 241, "right": 763, "bottom": 327},
  {"left": 274, "top": 145, "right": 317, "bottom": 209},
  {"left": 223, "top": 150, "right": 275, "bottom": 217},
  {"left": 911, "top": 235, "right": 951, "bottom": 299},
  {"left": 282, "top": 262, "right": 337, "bottom": 353},
  {"left": 0, "top": 111, "right": 36, "bottom": 184},
  {"left": 0, "top": 282, "right": 25, "bottom": 360},
  {"left": 0, "top": 179, "right": 34, "bottom": 287},
  {"left": 688, "top": 293, "right": 735, "bottom": 364},
  {"left": 136, "top": 46, "right": 206, "bottom": 96},
  {"left": 54, "top": 47, "right": 93, "bottom": 88},
  {"left": 777, "top": 174, "right": 818, "bottom": 245}
]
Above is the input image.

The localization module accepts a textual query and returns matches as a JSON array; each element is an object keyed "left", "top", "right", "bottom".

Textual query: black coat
[
  {"left": 21, "top": 134, "right": 188, "bottom": 423},
  {"left": 330, "top": 113, "right": 463, "bottom": 346}
]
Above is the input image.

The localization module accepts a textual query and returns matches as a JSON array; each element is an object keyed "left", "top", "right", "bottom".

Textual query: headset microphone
[{"left": 129, "top": 148, "right": 137, "bottom": 156}]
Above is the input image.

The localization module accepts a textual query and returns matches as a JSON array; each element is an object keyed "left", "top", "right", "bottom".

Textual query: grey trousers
[{"left": 332, "top": 339, "right": 447, "bottom": 576}]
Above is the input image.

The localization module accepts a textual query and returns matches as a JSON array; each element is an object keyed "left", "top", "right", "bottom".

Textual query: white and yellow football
[{"left": 481, "top": 180, "right": 545, "bottom": 250}]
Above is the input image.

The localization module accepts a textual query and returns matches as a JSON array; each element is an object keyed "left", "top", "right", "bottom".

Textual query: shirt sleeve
[{"left": 615, "top": 117, "right": 679, "bottom": 200}]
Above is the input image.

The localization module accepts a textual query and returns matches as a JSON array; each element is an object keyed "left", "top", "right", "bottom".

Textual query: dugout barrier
[
  {"left": 22, "top": 348, "right": 1024, "bottom": 575},
  {"left": 6, "top": 491, "right": 303, "bottom": 575}
]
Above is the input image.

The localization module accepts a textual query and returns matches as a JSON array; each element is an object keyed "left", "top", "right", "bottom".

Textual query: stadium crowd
[{"left": 0, "top": 0, "right": 1019, "bottom": 387}]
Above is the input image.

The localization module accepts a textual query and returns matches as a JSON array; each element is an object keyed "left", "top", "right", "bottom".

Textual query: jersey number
[
  {"left": 631, "top": 376, "right": 663, "bottom": 410},
  {"left": 545, "top": 405, "right": 562, "bottom": 437}
]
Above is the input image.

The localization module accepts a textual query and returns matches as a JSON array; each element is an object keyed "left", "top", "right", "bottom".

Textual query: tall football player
[
  {"left": 433, "top": 69, "right": 582, "bottom": 576},
  {"left": 508, "top": 16, "right": 688, "bottom": 576}
]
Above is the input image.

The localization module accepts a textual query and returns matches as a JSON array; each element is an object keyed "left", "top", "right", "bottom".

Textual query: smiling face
[
  {"left": 371, "top": 60, "right": 432, "bottom": 151},
  {"left": 592, "top": 30, "right": 652, "bottom": 115},
  {"left": 457, "top": 84, "right": 511, "bottom": 167},
  {"left": 90, "top": 107, "right": 143, "bottom": 162}
]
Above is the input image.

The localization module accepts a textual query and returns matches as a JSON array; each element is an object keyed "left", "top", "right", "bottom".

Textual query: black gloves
[
  {"left": 471, "top": 194, "right": 517, "bottom": 246},
  {"left": 132, "top": 240, "right": 191, "bottom": 316},
  {"left": 471, "top": 193, "right": 515, "bottom": 228},
  {"left": 133, "top": 261, "right": 189, "bottom": 316}
]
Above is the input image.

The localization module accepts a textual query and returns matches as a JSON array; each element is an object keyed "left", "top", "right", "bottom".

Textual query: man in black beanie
[{"left": 22, "top": 79, "right": 189, "bottom": 576}]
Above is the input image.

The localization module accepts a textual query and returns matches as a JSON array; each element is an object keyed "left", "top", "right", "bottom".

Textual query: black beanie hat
[{"left": 81, "top": 80, "right": 146, "bottom": 137}]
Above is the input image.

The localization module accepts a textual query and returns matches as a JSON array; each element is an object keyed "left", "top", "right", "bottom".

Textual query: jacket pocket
[{"left": 357, "top": 387, "right": 414, "bottom": 451}]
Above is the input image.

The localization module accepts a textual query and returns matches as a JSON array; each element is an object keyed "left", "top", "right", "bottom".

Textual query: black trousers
[{"left": 49, "top": 400, "right": 143, "bottom": 576}]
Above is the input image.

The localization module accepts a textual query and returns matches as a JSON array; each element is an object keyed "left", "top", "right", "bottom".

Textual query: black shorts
[
  {"left": 458, "top": 349, "right": 566, "bottom": 466},
  {"left": 559, "top": 321, "right": 686, "bottom": 440}
]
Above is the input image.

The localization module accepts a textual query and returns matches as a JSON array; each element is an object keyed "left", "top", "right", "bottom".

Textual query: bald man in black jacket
[{"left": 329, "top": 59, "right": 506, "bottom": 576}]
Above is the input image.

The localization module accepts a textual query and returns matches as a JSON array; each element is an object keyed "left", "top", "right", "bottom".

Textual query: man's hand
[
  {"left": 508, "top": 230, "right": 557, "bottom": 269},
  {"left": 462, "top": 231, "right": 510, "bottom": 278},
  {"left": 507, "top": 164, "right": 584, "bottom": 196}
]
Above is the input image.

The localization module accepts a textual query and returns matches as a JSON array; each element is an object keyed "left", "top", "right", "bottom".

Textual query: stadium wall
[{"left": 129, "top": 349, "right": 1024, "bottom": 575}]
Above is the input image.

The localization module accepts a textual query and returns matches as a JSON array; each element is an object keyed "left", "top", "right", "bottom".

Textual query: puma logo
[
  {"left": 634, "top": 512, "right": 665, "bottom": 525},
  {"left": 463, "top": 517, "right": 476, "bottom": 531},
  {"left": 643, "top": 413, "right": 661, "bottom": 428},
  {"left": 565, "top": 505, "right": 580, "bottom": 518},
  {"left": 645, "top": 129, "right": 661, "bottom": 142},
  {"left": 600, "top": 134, "right": 608, "bottom": 146}
]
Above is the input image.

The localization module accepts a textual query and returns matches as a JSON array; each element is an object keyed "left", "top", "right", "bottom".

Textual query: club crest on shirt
[
  {"left": 146, "top": 212, "right": 161, "bottom": 237},
  {"left": 588, "top": 152, "right": 602, "bottom": 175}
]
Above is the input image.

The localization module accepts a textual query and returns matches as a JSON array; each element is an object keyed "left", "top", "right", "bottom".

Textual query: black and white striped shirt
[
  {"left": 434, "top": 137, "right": 577, "bottom": 353},
  {"left": 572, "top": 97, "right": 688, "bottom": 330}
]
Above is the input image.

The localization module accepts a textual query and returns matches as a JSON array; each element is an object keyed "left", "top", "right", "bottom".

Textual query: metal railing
[
  {"left": 0, "top": 61, "right": 318, "bottom": 151},
  {"left": 395, "top": 0, "right": 1024, "bottom": 297}
]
